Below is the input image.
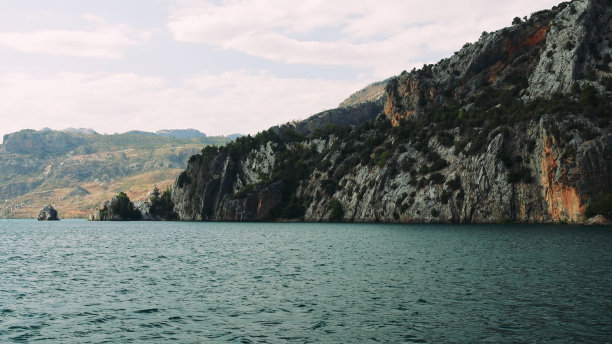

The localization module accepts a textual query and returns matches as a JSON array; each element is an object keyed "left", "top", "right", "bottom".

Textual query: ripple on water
[{"left": 0, "top": 221, "right": 611, "bottom": 343}]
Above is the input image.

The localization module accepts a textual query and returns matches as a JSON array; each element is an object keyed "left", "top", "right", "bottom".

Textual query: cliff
[{"left": 171, "top": 0, "right": 612, "bottom": 224}]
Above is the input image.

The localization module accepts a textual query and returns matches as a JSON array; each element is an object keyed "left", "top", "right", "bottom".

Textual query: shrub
[
  {"left": 429, "top": 158, "right": 448, "bottom": 173},
  {"left": 418, "top": 177, "right": 428, "bottom": 189},
  {"left": 321, "top": 179, "right": 338, "bottom": 195},
  {"left": 177, "top": 171, "right": 191, "bottom": 188},
  {"left": 585, "top": 191, "right": 612, "bottom": 218},
  {"left": 375, "top": 150, "right": 391, "bottom": 167},
  {"left": 440, "top": 190, "right": 452, "bottom": 204},
  {"left": 330, "top": 198, "right": 344, "bottom": 222},
  {"left": 401, "top": 158, "right": 414, "bottom": 172},
  {"left": 426, "top": 151, "right": 441, "bottom": 162},
  {"left": 429, "top": 173, "right": 445, "bottom": 185},
  {"left": 507, "top": 167, "right": 533, "bottom": 183},
  {"left": 446, "top": 176, "right": 462, "bottom": 190},
  {"left": 498, "top": 150, "right": 514, "bottom": 168},
  {"left": 437, "top": 132, "right": 454, "bottom": 147},
  {"left": 150, "top": 187, "right": 178, "bottom": 220},
  {"left": 527, "top": 140, "right": 536, "bottom": 153}
]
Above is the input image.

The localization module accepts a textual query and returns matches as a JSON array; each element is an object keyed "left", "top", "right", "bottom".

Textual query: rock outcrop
[
  {"left": 170, "top": 0, "right": 612, "bottom": 224},
  {"left": 37, "top": 205, "right": 59, "bottom": 221},
  {"left": 89, "top": 193, "right": 142, "bottom": 221}
]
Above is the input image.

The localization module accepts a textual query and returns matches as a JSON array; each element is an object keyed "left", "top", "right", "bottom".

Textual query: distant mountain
[
  {"left": 155, "top": 129, "right": 207, "bottom": 139},
  {"left": 62, "top": 128, "right": 98, "bottom": 135},
  {"left": 0, "top": 128, "right": 232, "bottom": 218},
  {"left": 170, "top": 0, "right": 612, "bottom": 224},
  {"left": 124, "top": 130, "right": 158, "bottom": 136}
]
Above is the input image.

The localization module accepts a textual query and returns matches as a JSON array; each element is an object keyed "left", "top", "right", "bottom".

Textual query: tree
[
  {"left": 150, "top": 187, "right": 178, "bottom": 221},
  {"left": 512, "top": 17, "right": 522, "bottom": 25},
  {"left": 151, "top": 185, "right": 160, "bottom": 201},
  {"left": 111, "top": 192, "right": 142, "bottom": 220}
]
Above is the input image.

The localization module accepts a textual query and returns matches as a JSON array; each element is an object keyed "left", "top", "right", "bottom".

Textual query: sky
[{"left": 0, "top": 0, "right": 561, "bottom": 140}]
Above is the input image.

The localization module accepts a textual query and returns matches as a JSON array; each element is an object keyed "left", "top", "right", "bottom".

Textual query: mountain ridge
[{"left": 163, "top": 0, "right": 611, "bottom": 224}]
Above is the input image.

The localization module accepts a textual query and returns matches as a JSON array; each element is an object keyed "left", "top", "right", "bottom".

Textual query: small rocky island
[
  {"left": 90, "top": 188, "right": 177, "bottom": 221},
  {"left": 38, "top": 205, "right": 59, "bottom": 221}
]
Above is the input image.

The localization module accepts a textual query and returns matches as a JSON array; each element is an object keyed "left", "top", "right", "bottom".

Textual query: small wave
[
  {"left": 134, "top": 308, "right": 160, "bottom": 314},
  {"left": 312, "top": 320, "right": 327, "bottom": 330}
]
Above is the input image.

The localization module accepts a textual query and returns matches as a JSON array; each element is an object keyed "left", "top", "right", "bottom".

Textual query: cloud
[
  {"left": 168, "top": 0, "right": 561, "bottom": 77},
  {"left": 0, "top": 71, "right": 363, "bottom": 140},
  {"left": 0, "top": 15, "right": 149, "bottom": 59}
]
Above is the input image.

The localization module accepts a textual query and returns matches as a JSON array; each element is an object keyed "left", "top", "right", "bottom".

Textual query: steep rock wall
[{"left": 172, "top": 115, "right": 610, "bottom": 223}]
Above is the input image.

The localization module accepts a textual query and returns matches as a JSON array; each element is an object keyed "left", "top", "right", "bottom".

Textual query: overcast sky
[{"left": 0, "top": 0, "right": 561, "bottom": 139}]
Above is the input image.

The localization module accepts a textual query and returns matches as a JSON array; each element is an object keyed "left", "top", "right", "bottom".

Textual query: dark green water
[{"left": 0, "top": 220, "right": 610, "bottom": 343}]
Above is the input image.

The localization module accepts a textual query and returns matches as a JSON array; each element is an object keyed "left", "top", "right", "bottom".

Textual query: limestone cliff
[{"left": 171, "top": 0, "right": 612, "bottom": 224}]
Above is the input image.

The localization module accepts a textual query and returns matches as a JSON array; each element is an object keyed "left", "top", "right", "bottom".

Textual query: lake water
[{"left": 0, "top": 220, "right": 610, "bottom": 343}]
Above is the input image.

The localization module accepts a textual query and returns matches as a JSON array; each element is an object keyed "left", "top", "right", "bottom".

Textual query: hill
[
  {"left": 168, "top": 0, "right": 612, "bottom": 224},
  {"left": 0, "top": 129, "right": 233, "bottom": 218}
]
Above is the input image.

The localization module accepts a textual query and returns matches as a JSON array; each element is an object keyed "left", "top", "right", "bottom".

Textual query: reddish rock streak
[{"left": 541, "top": 136, "right": 585, "bottom": 222}]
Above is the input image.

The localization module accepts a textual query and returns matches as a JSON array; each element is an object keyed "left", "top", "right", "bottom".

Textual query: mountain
[
  {"left": 61, "top": 128, "right": 98, "bottom": 135},
  {"left": 155, "top": 129, "right": 207, "bottom": 139},
  {"left": 167, "top": 0, "right": 611, "bottom": 224},
  {"left": 0, "top": 129, "right": 232, "bottom": 218}
]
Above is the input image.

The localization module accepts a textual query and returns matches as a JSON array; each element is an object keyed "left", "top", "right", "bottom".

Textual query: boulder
[{"left": 584, "top": 215, "right": 612, "bottom": 226}]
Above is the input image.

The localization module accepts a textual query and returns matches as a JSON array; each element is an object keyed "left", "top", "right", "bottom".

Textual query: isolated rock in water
[{"left": 38, "top": 205, "right": 59, "bottom": 221}]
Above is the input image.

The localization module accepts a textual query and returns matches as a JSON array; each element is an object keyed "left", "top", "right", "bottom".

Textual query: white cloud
[
  {"left": 0, "top": 15, "right": 149, "bottom": 59},
  {"left": 0, "top": 71, "right": 363, "bottom": 140},
  {"left": 168, "top": 0, "right": 561, "bottom": 77}
]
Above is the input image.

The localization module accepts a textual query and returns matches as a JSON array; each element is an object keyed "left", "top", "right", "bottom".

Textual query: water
[{"left": 0, "top": 220, "right": 611, "bottom": 343}]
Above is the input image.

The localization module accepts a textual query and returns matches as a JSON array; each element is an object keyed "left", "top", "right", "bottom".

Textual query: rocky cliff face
[
  {"left": 171, "top": 0, "right": 612, "bottom": 224},
  {"left": 384, "top": 0, "right": 611, "bottom": 124}
]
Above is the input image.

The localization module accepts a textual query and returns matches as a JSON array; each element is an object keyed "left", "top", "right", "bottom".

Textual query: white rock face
[{"left": 528, "top": 0, "right": 594, "bottom": 98}]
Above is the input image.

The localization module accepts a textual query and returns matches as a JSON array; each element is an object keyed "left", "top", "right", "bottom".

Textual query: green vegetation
[
  {"left": 104, "top": 192, "right": 141, "bottom": 220},
  {"left": 507, "top": 167, "right": 534, "bottom": 184},
  {"left": 175, "top": 48, "right": 611, "bottom": 223},
  {"left": 149, "top": 186, "right": 178, "bottom": 221},
  {"left": 330, "top": 198, "right": 344, "bottom": 222},
  {"left": 177, "top": 171, "right": 191, "bottom": 188},
  {"left": 585, "top": 191, "right": 612, "bottom": 218}
]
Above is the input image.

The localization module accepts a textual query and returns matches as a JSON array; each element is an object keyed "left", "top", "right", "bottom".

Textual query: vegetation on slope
[{"left": 177, "top": 78, "right": 612, "bottom": 221}]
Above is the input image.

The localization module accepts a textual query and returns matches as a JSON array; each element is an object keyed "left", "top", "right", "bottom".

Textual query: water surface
[{"left": 1, "top": 220, "right": 611, "bottom": 343}]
